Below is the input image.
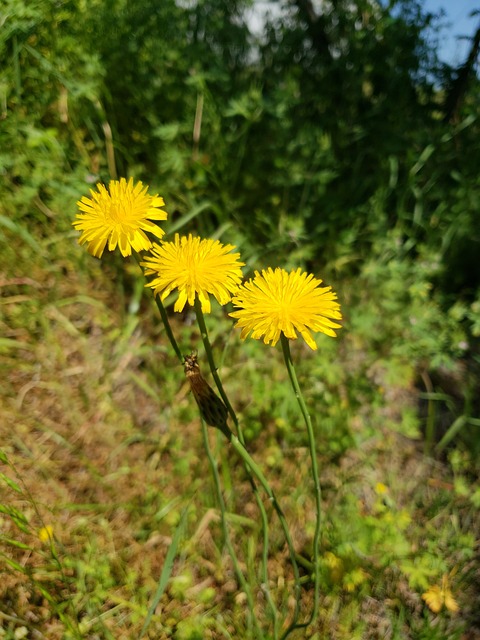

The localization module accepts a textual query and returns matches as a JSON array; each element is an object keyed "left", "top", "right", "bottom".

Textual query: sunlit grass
[{"left": 0, "top": 222, "right": 478, "bottom": 639}]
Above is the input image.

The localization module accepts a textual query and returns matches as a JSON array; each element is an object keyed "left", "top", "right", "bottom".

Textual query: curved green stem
[
  {"left": 193, "top": 299, "right": 238, "bottom": 426},
  {"left": 200, "top": 418, "right": 262, "bottom": 638},
  {"left": 228, "top": 434, "right": 304, "bottom": 639},
  {"left": 193, "top": 307, "right": 307, "bottom": 636},
  {"left": 194, "top": 301, "right": 305, "bottom": 636},
  {"left": 152, "top": 295, "right": 183, "bottom": 363},
  {"left": 133, "top": 252, "right": 183, "bottom": 363},
  {"left": 194, "top": 300, "right": 279, "bottom": 636},
  {"left": 280, "top": 333, "right": 321, "bottom": 628}
]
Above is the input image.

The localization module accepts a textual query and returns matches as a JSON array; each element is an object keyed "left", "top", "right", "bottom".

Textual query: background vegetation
[{"left": 1, "top": 0, "right": 479, "bottom": 638}]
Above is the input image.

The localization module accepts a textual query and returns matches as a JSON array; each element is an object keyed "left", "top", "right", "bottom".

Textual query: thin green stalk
[
  {"left": 228, "top": 434, "right": 303, "bottom": 638},
  {"left": 13, "top": 35, "right": 22, "bottom": 103},
  {"left": 132, "top": 258, "right": 276, "bottom": 631},
  {"left": 420, "top": 371, "right": 439, "bottom": 456},
  {"left": 133, "top": 252, "right": 183, "bottom": 363},
  {"left": 280, "top": 333, "right": 321, "bottom": 629},
  {"left": 201, "top": 418, "right": 262, "bottom": 639},
  {"left": 193, "top": 299, "right": 238, "bottom": 426},
  {"left": 152, "top": 295, "right": 183, "bottom": 363},
  {"left": 424, "top": 401, "right": 436, "bottom": 456},
  {"left": 195, "top": 300, "right": 306, "bottom": 640},
  {"left": 194, "top": 299, "right": 279, "bottom": 637}
]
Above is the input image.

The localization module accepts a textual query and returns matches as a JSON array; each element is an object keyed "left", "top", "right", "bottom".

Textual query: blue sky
[
  {"left": 249, "top": 2, "right": 478, "bottom": 66},
  {"left": 424, "top": 0, "right": 479, "bottom": 65}
]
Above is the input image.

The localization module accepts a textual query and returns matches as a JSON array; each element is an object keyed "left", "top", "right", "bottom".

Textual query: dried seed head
[{"left": 183, "top": 353, "right": 230, "bottom": 438}]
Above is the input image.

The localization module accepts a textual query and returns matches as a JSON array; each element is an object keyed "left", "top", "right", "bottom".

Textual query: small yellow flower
[
  {"left": 422, "top": 575, "right": 459, "bottom": 613},
  {"left": 142, "top": 234, "right": 244, "bottom": 313},
  {"left": 39, "top": 525, "right": 54, "bottom": 543},
  {"left": 73, "top": 177, "right": 167, "bottom": 258},
  {"left": 230, "top": 267, "right": 342, "bottom": 350},
  {"left": 375, "top": 482, "right": 388, "bottom": 495},
  {"left": 324, "top": 551, "right": 344, "bottom": 583}
]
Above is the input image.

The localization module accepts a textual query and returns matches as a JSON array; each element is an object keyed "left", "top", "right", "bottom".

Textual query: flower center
[{"left": 107, "top": 199, "right": 129, "bottom": 223}]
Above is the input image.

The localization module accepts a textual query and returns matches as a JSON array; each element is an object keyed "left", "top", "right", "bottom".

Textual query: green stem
[
  {"left": 201, "top": 419, "right": 262, "bottom": 639},
  {"left": 229, "top": 433, "right": 303, "bottom": 639},
  {"left": 133, "top": 259, "right": 270, "bottom": 630},
  {"left": 193, "top": 299, "right": 238, "bottom": 426},
  {"left": 152, "top": 295, "right": 183, "bottom": 363},
  {"left": 280, "top": 333, "right": 321, "bottom": 629},
  {"left": 13, "top": 35, "right": 22, "bottom": 103},
  {"left": 194, "top": 299, "right": 279, "bottom": 636},
  {"left": 134, "top": 252, "right": 183, "bottom": 363}
]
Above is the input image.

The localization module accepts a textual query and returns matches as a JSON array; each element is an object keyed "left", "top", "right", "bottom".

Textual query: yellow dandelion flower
[
  {"left": 375, "top": 482, "right": 389, "bottom": 495},
  {"left": 142, "top": 234, "right": 244, "bottom": 313},
  {"left": 230, "top": 267, "right": 342, "bottom": 350},
  {"left": 73, "top": 177, "right": 168, "bottom": 258},
  {"left": 324, "top": 552, "right": 344, "bottom": 583},
  {"left": 39, "top": 524, "right": 54, "bottom": 543},
  {"left": 422, "top": 575, "right": 459, "bottom": 613}
]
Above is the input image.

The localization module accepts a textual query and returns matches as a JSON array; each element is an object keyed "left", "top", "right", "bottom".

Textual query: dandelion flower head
[
  {"left": 39, "top": 525, "right": 54, "bottom": 543},
  {"left": 73, "top": 177, "right": 168, "bottom": 258},
  {"left": 230, "top": 267, "right": 342, "bottom": 350},
  {"left": 142, "top": 234, "right": 244, "bottom": 313}
]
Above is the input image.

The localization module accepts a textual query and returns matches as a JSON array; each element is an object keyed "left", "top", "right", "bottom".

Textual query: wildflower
[
  {"left": 73, "top": 177, "right": 167, "bottom": 258},
  {"left": 230, "top": 267, "right": 342, "bottom": 350},
  {"left": 142, "top": 234, "right": 244, "bottom": 313},
  {"left": 375, "top": 482, "right": 389, "bottom": 495},
  {"left": 39, "top": 525, "right": 54, "bottom": 543},
  {"left": 422, "top": 575, "right": 459, "bottom": 613},
  {"left": 324, "top": 551, "right": 344, "bottom": 584}
]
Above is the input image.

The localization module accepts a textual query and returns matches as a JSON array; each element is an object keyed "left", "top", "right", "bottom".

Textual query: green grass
[{"left": 0, "top": 219, "right": 479, "bottom": 639}]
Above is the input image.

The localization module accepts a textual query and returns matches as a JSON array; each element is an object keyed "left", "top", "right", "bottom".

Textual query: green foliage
[
  {"left": 3, "top": 0, "right": 480, "bottom": 318},
  {"left": 2, "top": 0, "right": 480, "bottom": 637},
  {"left": 0, "top": 0, "right": 104, "bottom": 229}
]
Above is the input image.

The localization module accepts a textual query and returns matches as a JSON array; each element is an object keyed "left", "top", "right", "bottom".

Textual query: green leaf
[
  {"left": 0, "top": 536, "right": 32, "bottom": 551},
  {"left": 0, "top": 215, "right": 42, "bottom": 252},
  {"left": 0, "top": 472, "right": 22, "bottom": 494},
  {"left": 139, "top": 505, "right": 190, "bottom": 639},
  {"left": 436, "top": 415, "right": 467, "bottom": 453}
]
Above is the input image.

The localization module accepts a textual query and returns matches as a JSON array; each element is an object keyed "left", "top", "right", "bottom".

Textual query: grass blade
[
  {"left": 436, "top": 415, "right": 467, "bottom": 453},
  {"left": 139, "top": 505, "right": 189, "bottom": 639}
]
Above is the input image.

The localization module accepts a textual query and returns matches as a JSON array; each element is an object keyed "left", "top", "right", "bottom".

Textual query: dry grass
[{"left": 1, "top": 228, "right": 479, "bottom": 639}]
